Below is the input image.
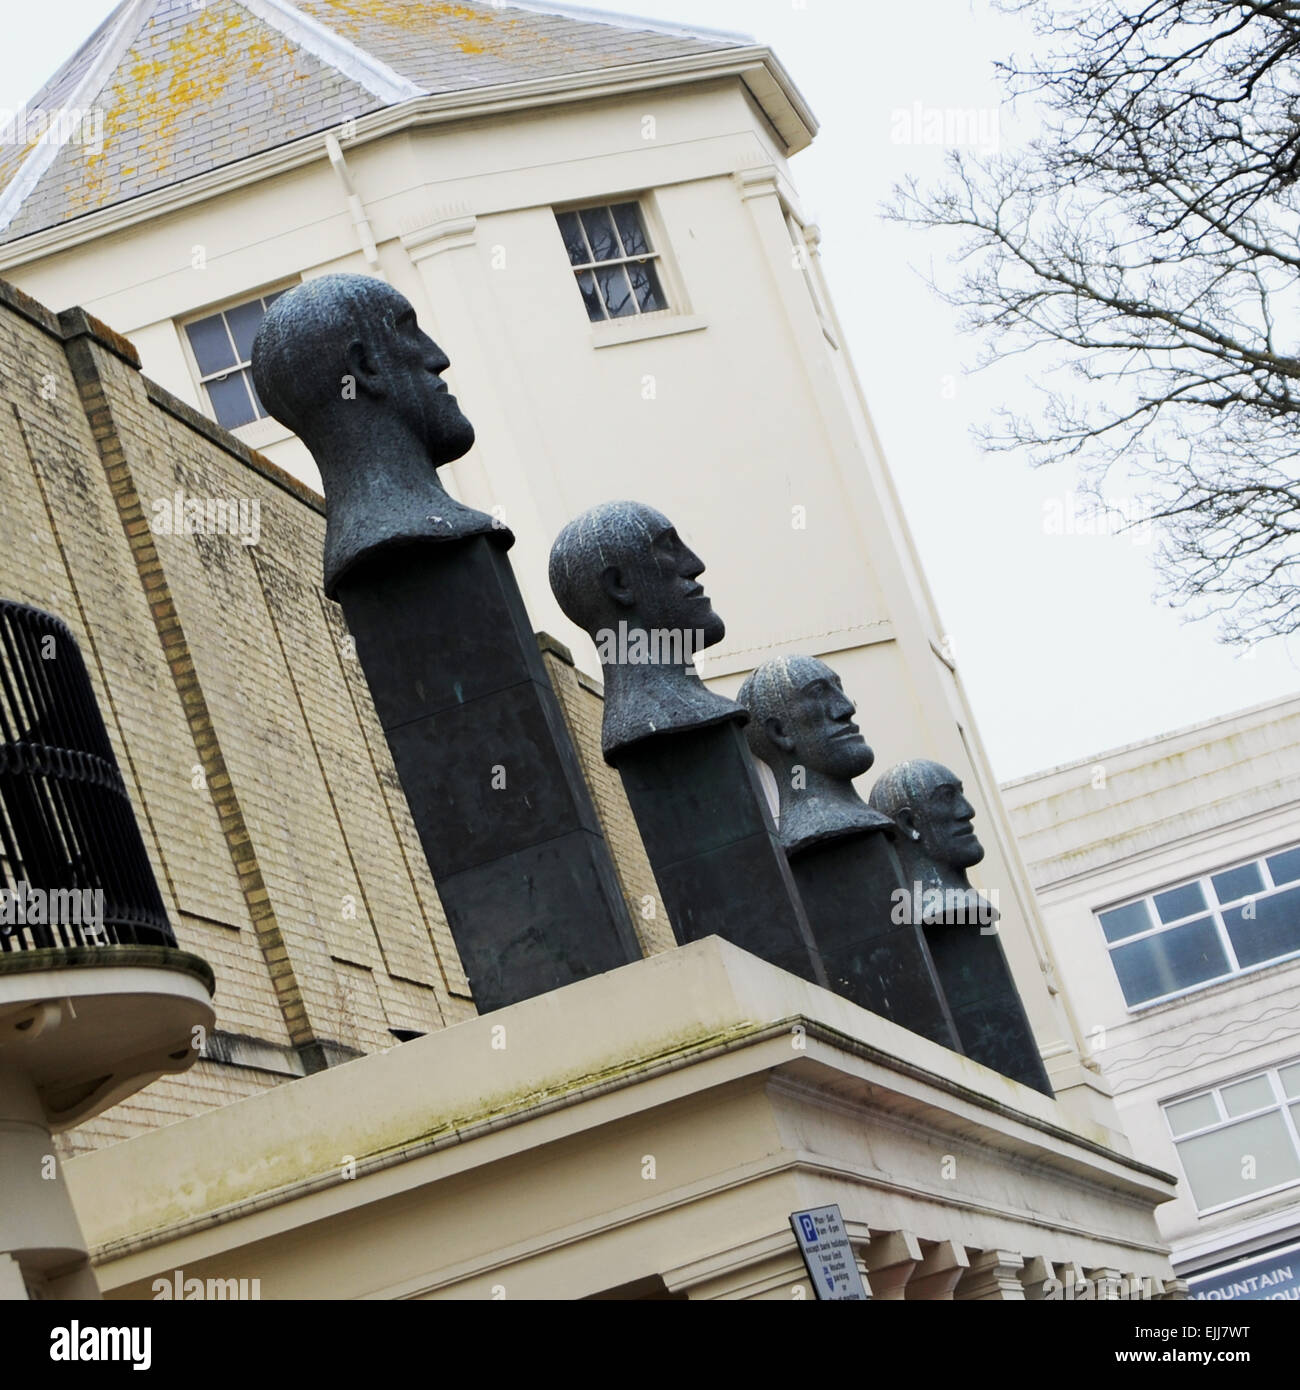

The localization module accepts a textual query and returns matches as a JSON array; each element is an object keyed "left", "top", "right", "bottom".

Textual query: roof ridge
[
  {"left": 499, "top": 0, "right": 753, "bottom": 45},
  {"left": 0, "top": 0, "right": 158, "bottom": 237},
  {"left": 234, "top": 0, "right": 424, "bottom": 104}
]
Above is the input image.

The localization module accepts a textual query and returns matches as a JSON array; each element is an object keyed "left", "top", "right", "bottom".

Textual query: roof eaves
[
  {"left": 1002, "top": 688, "right": 1300, "bottom": 791},
  {"left": 0, "top": 45, "right": 815, "bottom": 264},
  {"left": 0, "top": 0, "right": 158, "bottom": 237},
  {"left": 237, "top": 0, "right": 424, "bottom": 104}
]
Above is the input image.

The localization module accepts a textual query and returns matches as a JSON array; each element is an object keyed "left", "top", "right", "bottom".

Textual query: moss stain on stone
[{"left": 97, "top": 1018, "right": 758, "bottom": 1248}]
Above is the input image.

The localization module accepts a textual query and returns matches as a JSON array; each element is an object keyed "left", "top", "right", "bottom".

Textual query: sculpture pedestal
[
  {"left": 926, "top": 914, "right": 1053, "bottom": 1094},
  {"left": 336, "top": 536, "right": 639, "bottom": 1013},
  {"left": 612, "top": 720, "right": 827, "bottom": 986},
  {"left": 790, "top": 832, "right": 959, "bottom": 1049}
]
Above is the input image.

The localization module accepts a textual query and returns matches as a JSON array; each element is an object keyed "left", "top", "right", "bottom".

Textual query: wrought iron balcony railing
[{"left": 0, "top": 600, "right": 174, "bottom": 951}]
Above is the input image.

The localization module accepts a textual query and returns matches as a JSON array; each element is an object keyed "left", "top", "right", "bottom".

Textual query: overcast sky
[{"left": 3, "top": 0, "right": 1299, "bottom": 780}]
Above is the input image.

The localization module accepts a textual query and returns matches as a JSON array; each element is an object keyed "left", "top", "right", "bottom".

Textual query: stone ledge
[
  {"left": 57, "top": 306, "right": 141, "bottom": 369},
  {"left": 68, "top": 936, "right": 1178, "bottom": 1295},
  {"left": 0, "top": 945, "right": 215, "bottom": 997}
]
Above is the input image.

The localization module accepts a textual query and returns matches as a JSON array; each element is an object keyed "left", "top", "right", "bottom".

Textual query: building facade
[
  {"left": 0, "top": 265, "right": 1181, "bottom": 1303},
  {"left": 0, "top": 1, "right": 1192, "bottom": 1301},
  {"left": 0, "top": 0, "right": 1111, "bottom": 1121},
  {"left": 1004, "top": 695, "right": 1300, "bottom": 1301}
]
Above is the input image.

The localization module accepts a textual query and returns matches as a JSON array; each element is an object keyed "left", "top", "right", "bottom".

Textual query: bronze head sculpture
[
  {"left": 737, "top": 655, "right": 894, "bottom": 855},
  {"left": 250, "top": 273, "right": 507, "bottom": 596},
  {"left": 548, "top": 500, "right": 739, "bottom": 759},
  {"left": 869, "top": 758, "right": 989, "bottom": 904}
]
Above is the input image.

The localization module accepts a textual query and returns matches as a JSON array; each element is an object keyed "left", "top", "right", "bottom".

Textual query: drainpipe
[{"left": 325, "top": 132, "right": 383, "bottom": 275}]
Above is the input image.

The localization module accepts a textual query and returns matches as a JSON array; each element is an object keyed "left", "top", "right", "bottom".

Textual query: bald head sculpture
[
  {"left": 738, "top": 655, "right": 893, "bottom": 855},
  {"left": 869, "top": 759, "right": 991, "bottom": 910},
  {"left": 549, "top": 501, "right": 739, "bottom": 759},
  {"left": 251, "top": 274, "right": 507, "bottom": 596}
]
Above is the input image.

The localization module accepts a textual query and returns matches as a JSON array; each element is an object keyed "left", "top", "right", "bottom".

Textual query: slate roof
[{"left": 0, "top": 0, "right": 752, "bottom": 244}]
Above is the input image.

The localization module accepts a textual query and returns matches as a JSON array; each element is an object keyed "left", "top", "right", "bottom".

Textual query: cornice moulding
[
  {"left": 0, "top": 48, "right": 815, "bottom": 271},
  {"left": 400, "top": 214, "right": 479, "bottom": 261}
]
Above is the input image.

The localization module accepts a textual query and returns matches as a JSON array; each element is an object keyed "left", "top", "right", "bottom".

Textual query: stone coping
[
  {"left": 0, "top": 275, "right": 324, "bottom": 515},
  {"left": 68, "top": 937, "right": 1174, "bottom": 1264}
]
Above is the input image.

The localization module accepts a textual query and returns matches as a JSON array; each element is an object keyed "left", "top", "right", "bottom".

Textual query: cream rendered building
[
  {"left": 0, "top": 0, "right": 1112, "bottom": 1124},
  {"left": 0, "top": 277, "right": 1179, "bottom": 1299},
  {"left": 1004, "top": 695, "right": 1300, "bottom": 1300},
  {"left": 0, "top": 1, "right": 1198, "bottom": 1301}
]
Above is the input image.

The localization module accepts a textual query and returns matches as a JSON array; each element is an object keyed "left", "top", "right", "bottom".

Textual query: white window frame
[
  {"left": 178, "top": 284, "right": 297, "bottom": 435},
  {"left": 554, "top": 197, "right": 682, "bottom": 324},
  {"left": 1163, "top": 1062, "right": 1300, "bottom": 1216},
  {"left": 1096, "top": 844, "right": 1300, "bottom": 1011}
]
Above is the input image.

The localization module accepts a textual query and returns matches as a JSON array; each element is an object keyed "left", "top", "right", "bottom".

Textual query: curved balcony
[
  {"left": 0, "top": 600, "right": 172, "bottom": 952},
  {"left": 0, "top": 598, "right": 215, "bottom": 1120},
  {"left": 0, "top": 602, "right": 214, "bottom": 1299}
]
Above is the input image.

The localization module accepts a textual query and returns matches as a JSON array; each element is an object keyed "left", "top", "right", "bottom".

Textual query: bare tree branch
[{"left": 887, "top": 1, "right": 1300, "bottom": 642}]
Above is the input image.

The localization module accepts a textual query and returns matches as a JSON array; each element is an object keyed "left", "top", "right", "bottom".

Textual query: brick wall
[{"left": 0, "top": 279, "right": 655, "bottom": 1153}]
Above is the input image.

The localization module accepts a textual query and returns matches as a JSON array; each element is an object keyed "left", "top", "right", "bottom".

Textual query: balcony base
[{"left": 0, "top": 946, "right": 215, "bottom": 1130}]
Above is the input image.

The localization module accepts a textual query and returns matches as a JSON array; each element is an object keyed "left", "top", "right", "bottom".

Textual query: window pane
[
  {"left": 263, "top": 288, "right": 287, "bottom": 308},
  {"left": 627, "top": 260, "right": 667, "bottom": 313},
  {"left": 1222, "top": 1076, "right": 1274, "bottom": 1117},
  {"left": 580, "top": 206, "right": 620, "bottom": 263},
  {"left": 248, "top": 374, "right": 270, "bottom": 421},
  {"left": 1280, "top": 1063, "right": 1300, "bottom": 1099},
  {"left": 1098, "top": 901, "right": 1152, "bottom": 943},
  {"left": 226, "top": 300, "right": 269, "bottom": 362},
  {"left": 1267, "top": 847, "right": 1300, "bottom": 886},
  {"left": 206, "top": 371, "right": 257, "bottom": 429},
  {"left": 1224, "top": 885, "right": 1300, "bottom": 968},
  {"left": 1154, "top": 881, "right": 1206, "bottom": 923},
  {"left": 1176, "top": 1111, "right": 1300, "bottom": 1210},
  {"left": 1166, "top": 1094, "right": 1219, "bottom": 1136},
  {"left": 610, "top": 202, "right": 650, "bottom": 256},
  {"left": 556, "top": 211, "right": 589, "bottom": 266},
  {"left": 1212, "top": 862, "right": 1263, "bottom": 904},
  {"left": 596, "top": 262, "right": 636, "bottom": 318},
  {"left": 1110, "top": 917, "right": 1230, "bottom": 1005},
  {"left": 574, "top": 270, "right": 604, "bottom": 322},
  {"left": 186, "top": 314, "right": 236, "bottom": 375}
]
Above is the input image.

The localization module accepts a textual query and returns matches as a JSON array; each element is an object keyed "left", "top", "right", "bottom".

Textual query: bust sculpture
[
  {"left": 251, "top": 273, "right": 508, "bottom": 597},
  {"left": 249, "top": 275, "right": 639, "bottom": 1012},
  {"left": 869, "top": 759, "right": 1052, "bottom": 1094},
  {"left": 869, "top": 759, "right": 993, "bottom": 922},
  {"left": 737, "top": 655, "right": 894, "bottom": 855},
  {"left": 548, "top": 501, "right": 740, "bottom": 760}
]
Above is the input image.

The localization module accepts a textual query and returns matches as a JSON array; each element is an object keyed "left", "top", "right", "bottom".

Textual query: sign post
[{"left": 789, "top": 1204, "right": 869, "bottom": 1301}]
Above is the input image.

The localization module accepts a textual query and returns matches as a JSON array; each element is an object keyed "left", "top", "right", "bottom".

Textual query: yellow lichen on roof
[
  {"left": 64, "top": 0, "right": 286, "bottom": 216},
  {"left": 247, "top": 35, "right": 275, "bottom": 76},
  {"left": 0, "top": 137, "right": 39, "bottom": 190},
  {"left": 306, "top": 0, "right": 498, "bottom": 28},
  {"left": 297, "top": 0, "right": 530, "bottom": 61}
]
